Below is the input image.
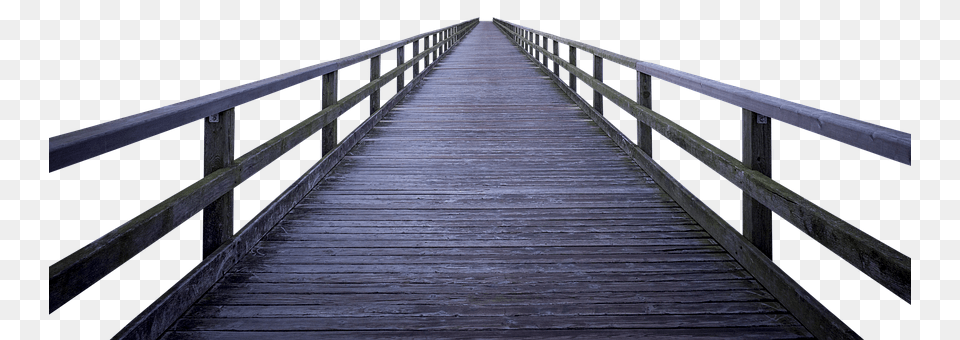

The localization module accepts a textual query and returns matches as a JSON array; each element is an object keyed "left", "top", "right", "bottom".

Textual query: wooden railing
[
  {"left": 493, "top": 18, "right": 910, "bottom": 337},
  {"left": 48, "top": 19, "right": 479, "bottom": 336}
]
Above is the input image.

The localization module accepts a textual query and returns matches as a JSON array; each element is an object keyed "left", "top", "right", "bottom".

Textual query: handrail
[
  {"left": 49, "top": 19, "right": 479, "bottom": 315},
  {"left": 49, "top": 22, "right": 470, "bottom": 172},
  {"left": 493, "top": 18, "right": 910, "bottom": 304},
  {"left": 498, "top": 21, "right": 911, "bottom": 165}
]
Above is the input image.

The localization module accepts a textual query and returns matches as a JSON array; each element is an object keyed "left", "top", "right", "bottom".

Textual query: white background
[{"left": 7, "top": 0, "right": 957, "bottom": 339}]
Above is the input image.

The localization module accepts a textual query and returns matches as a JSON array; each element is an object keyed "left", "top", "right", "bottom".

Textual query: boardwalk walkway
[{"left": 161, "top": 22, "right": 813, "bottom": 339}]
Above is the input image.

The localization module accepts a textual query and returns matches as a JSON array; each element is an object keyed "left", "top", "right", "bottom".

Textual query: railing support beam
[
  {"left": 202, "top": 107, "right": 234, "bottom": 258},
  {"left": 552, "top": 40, "right": 559, "bottom": 76},
  {"left": 743, "top": 108, "right": 773, "bottom": 258},
  {"left": 397, "top": 46, "right": 405, "bottom": 92},
  {"left": 569, "top": 46, "right": 577, "bottom": 92},
  {"left": 637, "top": 71, "right": 653, "bottom": 156},
  {"left": 370, "top": 56, "right": 380, "bottom": 115},
  {"left": 412, "top": 40, "right": 420, "bottom": 77},
  {"left": 321, "top": 70, "right": 338, "bottom": 155},
  {"left": 593, "top": 55, "right": 603, "bottom": 114}
]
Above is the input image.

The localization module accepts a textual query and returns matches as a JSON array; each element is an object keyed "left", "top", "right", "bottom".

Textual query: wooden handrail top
[
  {"left": 48, "top": 19, "right": 478, "bottom": 173},
  {"left": 495, "top": 19, "right": 911, "bottom": 165}
]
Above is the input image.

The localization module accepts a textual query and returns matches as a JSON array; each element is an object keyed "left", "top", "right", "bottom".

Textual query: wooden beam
[
  {"left": 593, "top": 55, "right": 603, "bottom": 114},
  {"left": 412, "top": 41, "right": 419, "bottom": 77},
  {"left": 47, "top": 20, "right": 480, "bottom": 172},
  {"left": 370, "top": 55, "right": 380, "bottom": 115},
  {"left": 396, "top": 46, "right": 405, "bottom": 92},
  {"left": 569, "top": 46, "right": 577, "bottom": 92},
  {"left": 494, "top": 23, "right": 860, "bottom": 338},
  {"left": 742, "top": 109, "right": 772, "bottom": 258},
  {"left": 494, "top": 19, "right": 911, "bottom": 165},
  {"left": 321, "top": 70, "right": 338, "bottom": 156},
  {"left": 637, "top": 71, "right": 652, "bottom": 156},
  {"left": 496, "top": 19, "right": 911, "bottom": 303},
  {"left": 202, "top": 108, "right": 234, "bottom": 258},
  {"left": 553, "top": 40, "right": 559, "bottom": 76}
]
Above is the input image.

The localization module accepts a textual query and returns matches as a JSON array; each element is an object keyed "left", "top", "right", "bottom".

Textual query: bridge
[{"left": 49, "top": 19, "right": 911, "bottom": 339}]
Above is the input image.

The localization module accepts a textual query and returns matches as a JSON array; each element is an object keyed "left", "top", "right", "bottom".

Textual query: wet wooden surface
[{"left": 161, "top": 22, "right": 813, "bottom": 339}]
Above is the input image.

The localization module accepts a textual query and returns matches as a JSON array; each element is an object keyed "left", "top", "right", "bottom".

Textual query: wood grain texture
[
  {"left": 48, "top": 19, "right": 479, "bottom": 172},
  {"left": 743, "top": 109, "right": 773, "bottom": 258},
  {"left": 496, "top": 19, "right": 910, "bottom": 303},
  {"left": 202, "top": 108, "right": 234, "bottom": 258},
  {"left": 494, "top": 20, "right": 861, "bottom": 339},
  {"left": 492, "top": 19, "right": 910, "bottom": 165},
  {"left": 159, "top": 22, "right": 812, "bottom": 339}
]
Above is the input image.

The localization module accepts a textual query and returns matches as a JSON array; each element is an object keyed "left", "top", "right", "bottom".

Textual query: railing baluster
[
  {"left": 593, "top": 55, "right": 603, "bottom": 114},
  {"left": 637, "top": 71, "right": 652, "bottom": 156},
  {"left": 552, "top": 40, "right": 559, "bottom": 76},
  {"left": 424, "top": 36, "right": 431, "bottom": 67},
  {"left": 321, "top": 70, "right": 338, "bottom": 155},
  {"left": 397, "top": 45, "right": 405, "bottom": 92},
  {"left": 432, "top": 34, "right": 438, "bottom": 62},
  {"left": 542, "top": 37, "right": 548, "bottom": 66},
  {"left": 569, "top": 46, "right": 577, "bottom": 91},
  {"left": 742, "top": 108, "right": 773, "bottom": 258},
  {"left": 412, "top": 40, "right": 420, "bottom": 77},
  {"left": 202, "top": 107, "right": 235, "bottom": 258},
  {"left": 535, "top": 34, "right": 540, "bottom": 61},
  {"left": 370, "top": 56, "right": 380, "bottom": 115}
]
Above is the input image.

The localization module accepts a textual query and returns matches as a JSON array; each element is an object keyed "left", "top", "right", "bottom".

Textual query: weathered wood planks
[{"left": 159, "top": 22, "right": 813, "bottom": 339}]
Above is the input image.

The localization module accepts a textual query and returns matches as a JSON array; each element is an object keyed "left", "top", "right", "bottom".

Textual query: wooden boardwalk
[{"left": 161, "top": 22, "right": 813, "bottom": 339}]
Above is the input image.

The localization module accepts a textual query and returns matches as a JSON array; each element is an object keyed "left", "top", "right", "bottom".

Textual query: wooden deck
[{"left": 160, "top": 22, "right": 813, "bottom": 339}]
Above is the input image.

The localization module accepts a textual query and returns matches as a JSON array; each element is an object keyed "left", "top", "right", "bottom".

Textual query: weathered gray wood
[
  {"left": 594, "top": 55, "right": 603, "bottom": 114},
  {"left": 412, "top": 41, "right": 419, "bottom": 77},
  {"left": 110, "top": 22, "right": 476, "bottom": 340},
  {"left": 569, "top": 46, "right": 577, "bottom": 91},
  {"left": 497, "top": 21, "right": 859, "bottom": 339},
  {"left": 498, "top": 21, "right": 910, "bottom": 303},
  {"left": 743, "top": 109, "right": 772, "bottom": 258},
  {"left": 396, "top": 46, "right": 404, "bottom": 92},
  {"left": 553, "top": 40, "right": 560, "bottom": 76},
  {"left": 637, "top": 71, "right": 653, "bottom": 156},
  {"left": 493, "top": 18, "right": 911, "bottom": 165},
  {"left": 48, "top": 20, "right": 479, "bottom": 172},
  {"left": 369, "top": 56, "right": 380, "bottom": 115},
  {"left": 432, "top": 34, "right": 437, "bottom": 61},
  {"left": 202, "top": 108, "right": 234, "bottom": 258},
  {"left": 321, "top": 70, "right": 338, "bottom": 155},
  {"left": 48, "top": 19, "right": 481, "bottom": 316},
  {"left": 535, "top": 34, "right": 540, "bottom": 61},
  {"left": 423, "top": 36, "right": 430, "bottom": 67}
]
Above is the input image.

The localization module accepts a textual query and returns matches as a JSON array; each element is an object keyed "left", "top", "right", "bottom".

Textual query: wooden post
[
  {"left": 202, "top": 107, "right": 234, "bottom": 258},
  {"left": 370, "top": 56, "right": 380, "bottom": 115},
  {"left": 412, "top": 40, "right": 420, "bottom": 77},
  {"left": 742, "top": 108, "right": 772, "bottom": 258},
  {"left": 593, "top": 55, "right": 603, "bottom": 114},
  {"left": 569, "top": 46, "right": 577, "bottom": 92},
  {"left": 637, "top": 71, "right": 653, "bottom": 156},
  {"left": 552, "top": 40, "right": 559, "bottom": 76},
  {"left": 432, "top": 34, "right": 437, "bottom": 62},
  {"left": 321, "top": 70, "right": 338, "bottom": 156},
  {"left": 397, "top": 46, "right": 405, "bottom": 92},
  {"left": 542, "top": 37, "right": 548, "bottom": 66},
  {"left": 424, "top": 36, "right": 431, "bottom": 67},
  {"left": 534, "top": 34, "right": 540, "bottom": 61}
]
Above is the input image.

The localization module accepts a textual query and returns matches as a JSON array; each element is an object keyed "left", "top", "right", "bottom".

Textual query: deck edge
[
  {"left": 111, "top": 23, "right": 479, "bottom": 340},
  {"left": 490, "top": 22, "right": 859, "bottom": 340}
]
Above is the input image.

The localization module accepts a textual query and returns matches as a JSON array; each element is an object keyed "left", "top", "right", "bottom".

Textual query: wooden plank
[
  {"left": 497, "top": 21, "right": 910, "bottom": 303},
  {"left": 637, "top": 70, "right": 652, "bottom": 156},
  {"left": 743, "top": 108, "right": 772, "bottom": 258},
  {"left": 110, "top": 22, "right": 475, "bottom": 340},
  {"left": 48, "top": 19, "right": 480, "bottom": 172},
  {"left": 162, "top": 328, "right": 813, "bottom": 340},
  {"left": 495, "top": 22, "right": 860, "bottom": 339},
  {"left": 594, "top": 55, "right": 603, "bottom": 114},
  {"left": 396, "top": 45, "right": 404, "bottom": 92},
  {"left": 201, "top": 108, "right": 234, "bottom": 258}
]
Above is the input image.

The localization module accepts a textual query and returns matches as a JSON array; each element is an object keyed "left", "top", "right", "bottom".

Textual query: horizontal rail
[
  {"left": 49, "top": 19, "right": 479, "bottom": 313},
  {"left": 48, "top": 22, "right": 471, "bottom": 172},
  {"left": 494, "top": 19, "right": 910, "bottom": 303},
  {"left": 497, "top": 20, "right": 911, "bottom": 165}
]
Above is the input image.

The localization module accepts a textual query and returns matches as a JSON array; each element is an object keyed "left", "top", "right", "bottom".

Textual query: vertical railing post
[
  {"left": 424, "top": 36, "right": 431, "bottom": 67},
  {"left": 742, "top": 108, "right": 773, "bottom": 258},
  {"left": 370, "top": 56, "right": 380, "bottom": 115},
  {"left": 534, "top": 34, "right": 540, "bottom": 61},
  {"left": 569, "top": 46, "right": 577, "bottom": 91},
  {"left": 412, "top": 40, "right": 420, "bottom": 77},
  {"left": 202, "top": 107, "right": 234, "bottom": 258},
  {"left": 552, "top": 40, "right": 559, "bottom": 76},
  {"left": 593, "top": 55, "right": 603, "bottom": 114},
  {"left": 542, "top": 36, "right": 548, "bottom": 66},
  {"left": 397, "top": 45, "right": 405, "bottom": 92},
  {"left": 432, "top": 34, "right": 438, "bottom": 62},
  {"left": 637, "top": 71, "right": 653, "bottom": 156},
  {"left": 321, "top": 70, "right": 338, "bottom": 156}
]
